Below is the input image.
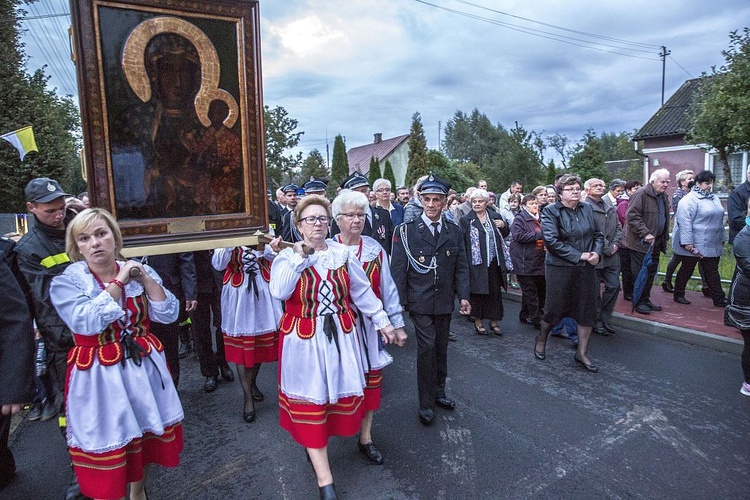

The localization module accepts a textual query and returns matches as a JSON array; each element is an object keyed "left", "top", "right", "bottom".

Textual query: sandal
[
  {"left": 474, "top": 323, "right": 488, "bottom": 335},
  {"left": 489, "top": 323, "right": 502, "bottom": 336}
]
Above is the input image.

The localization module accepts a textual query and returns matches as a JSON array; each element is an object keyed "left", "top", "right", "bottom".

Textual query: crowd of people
[{"left": 2, "top": 164, "right": 749, "bottom": 499}]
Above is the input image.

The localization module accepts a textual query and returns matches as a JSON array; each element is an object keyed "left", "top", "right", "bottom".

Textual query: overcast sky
[{"left": 21, "top": 0, "right": 750, "bottom": 163}]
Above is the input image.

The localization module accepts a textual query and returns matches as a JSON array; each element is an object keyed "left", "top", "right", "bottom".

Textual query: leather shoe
[
  {"left": 602, "top": 324, "right": 616, "bottom": 334},
  {"left": 644, "top": 301, "right": 662, "bottom": 311},
  {"left": 634, "top": 303, "right": 651, "bottom": 314},
  {"left": 574, "top": 354, "right": 599, "bottom": 373},
  {"left": 358, "top": 441, "right": 384, "bottom": 465},
  {"left": 714, "top": 298, "right": 728, "bottom": 307},
  {"left": 593, "top": 326, "right": 609, "bottom": 336},
  {"left": 319, "top": 483, "right": 337, "bottom": 500},
  {"left": 219, "top": 363, "right": 234, "bottom": 382},
  {"left": 251, "top": 386, "right": 265, "bottom": 402},
  {"left": 243, "top": 410, "right": 256, "bottom": 423},
  {"left": 435, "top": 397, "right": 456, "bottom": 410},
  {"left": 661, "top": 281, "right": 674, "bottom": 293},
  {"left": 204, "top": 376, "right": 218, "bottom": 392},
  {"left": 674, "top": 296, "right": 691, "bottom": 305},
  {"left": 418, "top": 407, "right": 435, "bottom": 426}
]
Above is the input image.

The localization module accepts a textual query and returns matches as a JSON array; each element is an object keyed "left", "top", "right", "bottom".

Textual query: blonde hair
[
  {"left": 65, "top": 208, "right": 123, "bottom": 262},
  {"left": 294, "top": 194, "right": 331, "bottom": 226}
]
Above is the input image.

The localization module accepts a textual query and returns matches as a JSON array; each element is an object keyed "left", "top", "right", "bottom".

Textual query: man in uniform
[
  {"left": 331, "top": 172, "right": 393, "bottom": 253},
  {"left": 279, "top": 183, "right": 301, "bottom": 242},
  {"left": 391, "top": 175, "right": 471, "bottom": 426}
]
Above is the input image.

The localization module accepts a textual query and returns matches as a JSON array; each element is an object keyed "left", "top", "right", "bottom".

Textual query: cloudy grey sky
[{"left": 21, "top": 0, "right": 750, "bottom": 162}]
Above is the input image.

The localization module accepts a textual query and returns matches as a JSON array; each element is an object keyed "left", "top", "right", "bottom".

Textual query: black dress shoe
[
  {"left": 418, "top": 407, "right": 435, "bottom": 425},
  {"left": 573, "top": 354, "right": 599, "bottom": 373},
  {"left": 319, "top": 483, "right": 337, "bottom": 500},
  {"left": 435, "top": 397, "right": 456, "bottom": 410},
  {"left": 644, "top": 301, "right": 662, "bottom": 311},
  {"left": 714, "top": 298, "right": 728, "bottom": 307},
  {"left": 702, "top": 287, "right": 711, "bottom": 298},
  {"left": 593, "top": 326, "right": 609, "bottom": 336},
  {"left": 674, "top": 296, "right": 691, "bottom": 305},
  {"left": 634, "top": 303, "right": 651, "bottom": 314},
  {"left": 243, "top": 410, "right": 256, "bottom": 423},
  {"left": 661, "top": 281, "right": 674, "bottom": 293},
  {"left": 252, "top": 386, "right": 265, "bottom": 402},
  {"left": 204, "top": 376, "right": 218, "bottom": 392},
  {"left": 219, "top": 363, "right": 234, "bottom": 382},
  {"left": 358, "top": 441, "right": 384, "bottom": 465}
]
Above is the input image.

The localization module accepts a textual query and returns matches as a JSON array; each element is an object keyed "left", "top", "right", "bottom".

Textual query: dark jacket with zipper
[
  {"left": 459, "top": 210, "right": 510, "bottom": 295},
  {"left": 510, "top": 209, "right": 545, "bottom": 276},
  {"left": 541, "top": 201, "right": 604, "bottom": 267}
]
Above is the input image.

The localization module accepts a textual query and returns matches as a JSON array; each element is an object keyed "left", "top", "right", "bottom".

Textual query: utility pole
[{"left": 660, "top": 46, "right": 671, "bottom": 106}]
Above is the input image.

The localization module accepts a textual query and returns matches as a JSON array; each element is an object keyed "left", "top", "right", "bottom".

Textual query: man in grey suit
[{"left": 391, "top": 175, "right": 471, "bottom": 426}]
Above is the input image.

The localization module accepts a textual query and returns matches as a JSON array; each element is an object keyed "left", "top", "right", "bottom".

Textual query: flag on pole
[{"left": 1, "top": 126, "right": 39, "bottom": 160}]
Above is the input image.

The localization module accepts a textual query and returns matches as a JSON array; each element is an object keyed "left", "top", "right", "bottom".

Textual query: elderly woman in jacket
[
  {"left": 731, "top": 198, "right": 750, "bottom": 397},
  {"left": 460, "top": 189, "right": 510, "bottom": 335},
  {"left": 510, "top": 194, "right": 546, "bottom": 327},
  {"left": 671, "top": 170, "right": 727, "bottom": 306},
  {"left": 533, "top": 174, "right": 604, "bottom": 372}
]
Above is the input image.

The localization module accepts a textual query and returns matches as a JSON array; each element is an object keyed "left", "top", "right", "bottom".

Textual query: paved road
[{"left": 5, "top": 299, "right": 749, "bottom": 499}]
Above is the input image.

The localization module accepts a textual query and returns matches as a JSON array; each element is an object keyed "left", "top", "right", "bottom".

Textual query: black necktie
[{"left": 431, "top": 222, "right": 440, "bottom": 245}]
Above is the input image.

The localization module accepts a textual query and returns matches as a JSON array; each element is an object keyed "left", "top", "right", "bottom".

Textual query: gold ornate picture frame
[{"left": 71, "top": 0, "right": 266, "bottom": 251}]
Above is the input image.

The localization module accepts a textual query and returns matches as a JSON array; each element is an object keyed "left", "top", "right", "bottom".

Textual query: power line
[
  {"left": 668, "top": 55, "right": 694, "bottom": 79},
  {"left": 413, "top": 0, "right": 661, "bottom": 61}
]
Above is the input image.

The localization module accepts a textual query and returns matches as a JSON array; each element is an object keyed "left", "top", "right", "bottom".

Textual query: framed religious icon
[{"left": 71, "top": 0, "right": 267, "bottom": 252}]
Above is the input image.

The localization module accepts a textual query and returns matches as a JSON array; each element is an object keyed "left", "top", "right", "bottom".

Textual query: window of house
[{"left": 711, "top": 152, "right": 747, "bottom": 193}]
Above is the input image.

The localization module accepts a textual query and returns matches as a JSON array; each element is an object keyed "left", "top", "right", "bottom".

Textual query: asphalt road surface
[{"left": 5, "top": 299, "right": 750, "bottom": 499}]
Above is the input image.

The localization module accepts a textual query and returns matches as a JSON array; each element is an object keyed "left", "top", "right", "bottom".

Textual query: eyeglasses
[
  {"left": 375, "top": 188, "right": 391, "bottom": 193},
  {"left": 340, "top": 213, "right": 365, "bottom": 220},
  {"left": 301, "top": 215, "right": 330, "bottom": 225},
  {"left": 562, "top": 187, "right": 581, "bottom": 193}
]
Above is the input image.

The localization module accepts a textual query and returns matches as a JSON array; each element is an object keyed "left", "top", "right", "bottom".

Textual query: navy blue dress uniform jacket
[{"left": 390, "top": 217, "right": 470, "bottom": 315}]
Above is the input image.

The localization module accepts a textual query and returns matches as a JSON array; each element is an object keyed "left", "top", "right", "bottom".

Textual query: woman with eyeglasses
[
  {"left": 269, "top": 194, "right": 401, "bottom": 500},
  {"left": 212, "top": 236, "right": 283, "bottom": 423},
  {"left": 329, "top": 189, "right": 407, "bottom": 466},
  {"left": 533, "top": 174, "right": 604, "bottom": 372}
]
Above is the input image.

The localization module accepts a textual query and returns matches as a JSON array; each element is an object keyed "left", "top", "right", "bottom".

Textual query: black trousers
[
  {"left": 674, "top": 256, "right": 724, "bottom": 302},
  {"left": 619, "top": 248, "right": 634, "bottom": 298},
  {"left": 151, "top": 321, "right": 180, "bottom": 388},
  {"left": 630, "top": 250, "right": 660, "bottom": 306},
  {"left": 0, "top": 412, "right": 14, "bottom": 482},
  {"left": 410, "top": 313, "right": 452, "bottom": 409},
  {"left": 517, "top": 274, "right": 545, "bottom": 324},
  {"left": 191, "top": 291, "right": 226, "bottom": 377}
]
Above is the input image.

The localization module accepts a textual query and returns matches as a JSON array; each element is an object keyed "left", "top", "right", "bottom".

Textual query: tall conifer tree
[{"left": 405, "top": 112, "right": 429, "bottom": 186}]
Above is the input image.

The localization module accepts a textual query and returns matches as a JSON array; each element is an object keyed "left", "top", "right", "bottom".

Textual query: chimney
[{"left": 373, "top": 133, "right": 382, "bottom": 144}]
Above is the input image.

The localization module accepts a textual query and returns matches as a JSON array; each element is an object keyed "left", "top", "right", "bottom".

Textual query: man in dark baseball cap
[{"left": 25, "top": 177, "right": 69, "bottom": 204}]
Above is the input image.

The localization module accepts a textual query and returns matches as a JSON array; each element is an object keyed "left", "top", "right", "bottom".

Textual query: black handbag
[{"left": 724, "top": 273, "right": 750, "bottom": 330}]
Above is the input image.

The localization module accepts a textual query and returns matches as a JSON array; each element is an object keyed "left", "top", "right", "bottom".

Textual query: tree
[
  {"left": 485, "top": 122, "right": 545, "bottom": 192},
  {"left": 426, "top": 150, "right": 474, "bottom": 193},
  {"left": 264, "top": 105, "right": 303, "bottom": 188},
  {"left": 405, "top": 112, "right": 429, "bottom": 186},
  {"left": 546, "top": 133, "right": 572, "bottom": 170},
  {"left": 568, "top": 130, "right": 608, "bottom": 182},
  {"left": 688, "top": 28, "right": 750, "bottom": 190},
  {"left": 443, "top": 108, "right": 503, "bottom": 166},
  {"left": 0, "top": 0, "right": 82, "bottom": 213},
  {"left": 545, "top": 160, "right": 557, "bottom": 185},
  {"left": 299, "top": 148, "right": 329, "bottom": 183},
  {"left": 382, "top": 159, "right": 396, "bottom": 188},
  {"left": 329, "top": 134, "right": 348, "bottom": 197},
  {"left": 367, "top": 155, "right": 381, "bottom": 185}
]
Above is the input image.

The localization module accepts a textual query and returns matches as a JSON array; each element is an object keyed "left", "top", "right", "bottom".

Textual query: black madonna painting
[{"left": 71, "top": 0, "right": 266, "bottom": 245}]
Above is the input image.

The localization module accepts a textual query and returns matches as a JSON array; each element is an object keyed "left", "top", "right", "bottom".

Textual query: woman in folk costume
[
  {"left": 329, "top": 190, "right": 407, "bottom": 465},
  {"left": 269, "top": 194, "right": 405, "bottom": 500},
  {"left": 50, "top": 208, "right": 183, "bottom": 500},
  {"left": 212, "top": 238, "right": 283, "bottom": 423}
]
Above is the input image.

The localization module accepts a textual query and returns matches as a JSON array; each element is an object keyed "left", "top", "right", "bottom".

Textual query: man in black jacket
[
  {"left": 728, "top": 166, "right": 750, "bottom": 244},
  {"left": 0, "top": 236, "right": 35, "bottom": 488},
  {"left": 391, "top": 175, "right": 471, "bottom": 426}
]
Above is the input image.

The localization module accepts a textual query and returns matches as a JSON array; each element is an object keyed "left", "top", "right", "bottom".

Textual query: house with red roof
[
  {"left": 634, "top": 77, "right": 748, "bottom": 195},
  {"left": 347, "top": 133, "right": 410, "bottom": 187}
]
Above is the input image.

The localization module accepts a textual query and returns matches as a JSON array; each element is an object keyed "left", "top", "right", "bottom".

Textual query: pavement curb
[{"left": 503, "top": 290, "right": 743, "bottom": 356}]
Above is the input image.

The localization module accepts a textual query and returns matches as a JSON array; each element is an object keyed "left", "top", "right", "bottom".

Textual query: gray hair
[
  {"left": 372, "top": 178, "right": 391, "bottom": 191},
  {"left": 609, "top": 178, "right": 625, "bottom": 190},
  {"left": 649, "top": 168, "right": 670, "bottom": 183},
  {"left": 465, "top": 186, "right": 478, "bottom": 197},
  {"left": 470, "top": 188, "right": 489, "bottom": 201},
  {"left": 331, "top": 189, "right": 369, "bottom": 219}
]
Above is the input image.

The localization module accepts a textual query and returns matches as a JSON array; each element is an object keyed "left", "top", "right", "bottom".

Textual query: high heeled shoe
[
  {"left": 251, "top": 385, "right": 265, "bottom": 402},
  {"left": 574, "top": 354, "right": 598, "bottom": 373},
  {"left": 534, "top": 335, "right": 546, "bottom": 360}
]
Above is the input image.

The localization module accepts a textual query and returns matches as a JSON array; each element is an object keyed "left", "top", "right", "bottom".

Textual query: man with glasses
[
  {"left": 372, "top": 178, "right": 404, "bottom": 226},
  {"left": 391, "top": 175, "right": 471, "bottom": 426},
  {"left": 331, "top": 172, "right": 393, "bottom": 253},
  {"left": 623, "top": 169, "right": 671, "bottom": 315}
]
